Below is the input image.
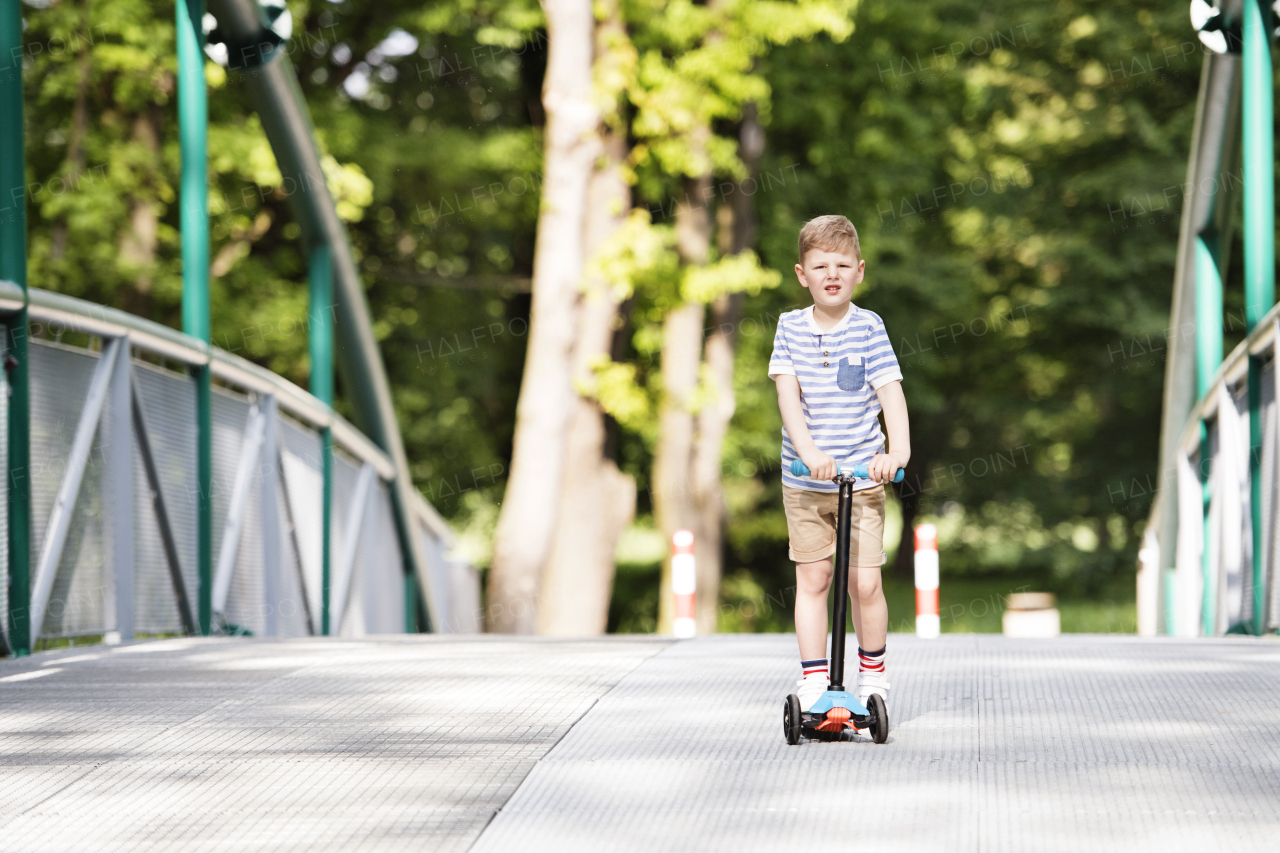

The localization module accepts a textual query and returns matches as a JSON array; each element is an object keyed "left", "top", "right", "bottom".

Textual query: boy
[{"left": 768, "top": 214, "right": 910, "bottom": 713}]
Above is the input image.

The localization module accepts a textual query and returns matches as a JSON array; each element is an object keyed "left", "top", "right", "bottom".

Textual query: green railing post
[
  {"left": 1194, "top": 235, "right": 1223, "bottom": 635},
  {"left": 1242, "top": 0, "right": 1274, "bottom": 636},
  {"left": 404, "top": 572, "right": 419, "bottom": 633},
  {"left": 309, "top": 245, "right": 333, "bottom": 635},
  {"left": 1, "top": 0, "right": 31, "bottom": 656},
  {"left": 178, "top": 0, "right": 212, "bottom": 635}
]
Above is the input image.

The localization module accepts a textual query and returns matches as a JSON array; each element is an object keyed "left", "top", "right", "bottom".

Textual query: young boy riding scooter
[{"left": 768, "top": 215, "right": 911, "bottom": 714}]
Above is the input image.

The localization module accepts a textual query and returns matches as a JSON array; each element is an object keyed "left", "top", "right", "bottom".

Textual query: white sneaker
[
  {"left": 856, "top": 671, "right": 890, "bottom": 707},
  {"left": 795, "top": 673, "right": 829, "bottom": 712}
]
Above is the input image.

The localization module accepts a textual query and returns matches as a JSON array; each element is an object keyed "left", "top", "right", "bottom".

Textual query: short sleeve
[
  {"left": 864, "top": 315, "right": 902, "bottom": 390},
  {"left": 768, "top": 318, "right": 795, "bottom": 379}
]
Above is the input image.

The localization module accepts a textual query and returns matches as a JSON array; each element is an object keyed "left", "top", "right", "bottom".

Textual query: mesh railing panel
[
  {"left": 1265, "top": 360, "right": 1280, "bottom": 631},
  {"left": 279, "top": 415, "right": 323, "bottom": 633},
  {"left": 1233, "top": 385, "right": 1252, "bottom": 628},
  {"left": 30, "top": 342, "right": 106, "bottom": 638},
  {"left": 210, "top": 387, "right": 267, "bottom": 636},
  {"left": 132, "top": 361, "right": 198, "bottom": 634},
  {"left": 1195, "top": 371, "right": 1280, "bottom": 636},
  {"left": 330, "top": 450, "right": 359, "bottom": 636},
  {"left": 417, "top": 528, "right": 447, "bottom": 633},
  {"left": 3, "top": 328, "right": 469, "bottom": 648},
  {"left": 364, "top": 480, "right": 405, "bottom": 634},
  {"left": 271, "top": 471, "right": 312, "bottom": 637}
]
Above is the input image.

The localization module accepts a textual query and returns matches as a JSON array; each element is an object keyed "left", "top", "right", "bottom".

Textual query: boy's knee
[
  {"left": 796, "top": 560, "right": 833, "bottom": 593},
  {"left": 855, "top": 569, "right": 883, "bottom": 601}
]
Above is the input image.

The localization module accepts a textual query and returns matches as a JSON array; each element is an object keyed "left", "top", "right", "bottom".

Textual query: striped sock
[
  {"left": 800, "top": 658, "right": 828, "bottom": 680},
  {"left": 858, "top": 646, "right": 886, "bottom": 674}
]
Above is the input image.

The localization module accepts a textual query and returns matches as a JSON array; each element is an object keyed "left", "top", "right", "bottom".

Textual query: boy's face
[{"left": 795, "top": 247, "right": 865, "bottom": 309}]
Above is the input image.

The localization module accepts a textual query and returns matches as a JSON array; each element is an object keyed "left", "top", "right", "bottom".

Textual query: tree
[
  {"left": 536, "top": 0, "right": 638, "bottom": 635},
  {"left": 486, "top": 0, "right": 600, "bottom": 633},
  {"left": 613, "top": 0, "right": 856, "bottom": 633},
  {"left": 720, "top": 0, "right": 1201, "bottom": 619}
]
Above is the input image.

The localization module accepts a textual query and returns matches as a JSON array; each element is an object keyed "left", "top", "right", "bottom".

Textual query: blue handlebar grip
[
  {"left": 850, "top": 464, "right": 905, "bottom": 483},
  {"left": 790, "top": 459, "right": 904, "bottom": 483}
]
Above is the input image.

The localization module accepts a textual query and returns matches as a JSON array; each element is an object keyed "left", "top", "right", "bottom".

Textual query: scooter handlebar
[{"left": 790, "top": 458, "right": 905, "bottom": 483}]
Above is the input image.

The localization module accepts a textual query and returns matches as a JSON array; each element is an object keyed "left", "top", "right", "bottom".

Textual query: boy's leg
[
  {"left": 794, "top": 558, "right": 834, "bottom": 709},
  {"left": 784, "top": 486, "right": 841, "bottom": 709},
  {"left": 847, "top": 487, "right": 890, "bottom": 703},
  {"left": 848, "top": 563, "right": 887, "bottom": 652},
  {"left": 795, "top": 558, "right": 834, "bottom": 660}
]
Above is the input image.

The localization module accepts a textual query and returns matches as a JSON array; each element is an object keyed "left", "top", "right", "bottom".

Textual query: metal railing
[
  {"left": 1164, "top": 303, "right": 1280, "bottom": 637},
  {"left": 1145, "top": 1, "right": 1278, "bottom": 637},
  {"left": 0, "top": 284, "right": 480, "bottom": 653}
]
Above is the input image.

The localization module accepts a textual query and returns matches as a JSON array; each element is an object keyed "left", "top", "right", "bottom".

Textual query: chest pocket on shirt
[{"left": 836, "top": 355, "right": 865, "bottom": 392}]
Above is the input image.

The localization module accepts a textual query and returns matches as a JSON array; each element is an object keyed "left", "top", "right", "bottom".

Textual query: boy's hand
[
  {"left": 867, "top": 451, "right": 910, "bottom": 484},
  {"left": 798, "top": 448, "right": 839, "bottom": 481}
]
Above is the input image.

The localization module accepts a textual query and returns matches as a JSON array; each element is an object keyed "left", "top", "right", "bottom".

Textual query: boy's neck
[{"left": 812, "top": 301, "right": 852, "bottom": 333}]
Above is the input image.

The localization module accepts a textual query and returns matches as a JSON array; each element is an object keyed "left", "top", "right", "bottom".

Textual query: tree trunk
[
  {"left": 687, "top": 105, "right": 763, "bottom": 633},
  {"left": 656, "top": 171, "right": 712, "bottom": 633},
  {"left": 51, "top": 0, "right": 93, "bottom": 263},
  {"left": 537, "top": 121, "right": 637, "bottom": 634},
  {"left": 487, "top": 0, "right": 601, "bottom": 633},
  {"left": 119, "top": 111, "right": 161, "bottom": 316},
  {"left": 691, "top": 291, "right": 739, "bottom": 633}
]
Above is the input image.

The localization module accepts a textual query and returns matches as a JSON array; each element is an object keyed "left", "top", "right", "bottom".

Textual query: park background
[{"left": 17, "top": 0, "right": 1214, "bottom": 635}]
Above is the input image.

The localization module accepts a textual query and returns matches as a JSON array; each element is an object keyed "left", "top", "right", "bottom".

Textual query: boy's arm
[
  {"left": 869, "top": 379, "right": 911, "bottom": 484},
  {"left": 775, "top": 375, "right": 838, "bottom": 480}
]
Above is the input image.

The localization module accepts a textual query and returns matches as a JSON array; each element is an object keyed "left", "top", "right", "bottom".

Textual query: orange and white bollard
[
  {"left": 914, "top": 523, "right": 940, "bottom": 638},
  {"left": 672, "top": 529, "right": 696, "bottom": 638}
]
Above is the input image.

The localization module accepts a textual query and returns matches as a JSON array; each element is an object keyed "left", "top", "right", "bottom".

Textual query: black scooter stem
[{"left": 829, "top": 479, "right": 853, "bottom": 691}]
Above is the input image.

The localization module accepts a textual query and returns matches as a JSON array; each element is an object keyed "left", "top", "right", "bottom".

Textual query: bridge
[
  {"left": 2, "top": 0, "right": 1280, "bottom": 850},
  {"left": 0, "top": 0, "right": 483, "bottom": 659},
  {"left": 2, "top": 634, "right": 1278, "bottom": 851}
]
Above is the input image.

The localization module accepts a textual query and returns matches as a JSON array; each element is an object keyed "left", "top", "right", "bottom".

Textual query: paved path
[
  {"left": 2, "top": 635, "right": 1279, "bottom": 852},
  {"left": 479, "top": 634, "right": 1280, "bottom": 852},
  {"left": 0, "top": 636, "right": 668, "bottom": 852}
]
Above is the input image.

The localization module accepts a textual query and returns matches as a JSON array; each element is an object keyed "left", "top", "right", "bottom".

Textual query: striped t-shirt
[{"left": 768, "top": 303, "right": 903, "bottom": 493}]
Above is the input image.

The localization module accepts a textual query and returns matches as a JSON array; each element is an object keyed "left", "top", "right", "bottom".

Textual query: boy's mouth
[{"left": 824, "top": 283, "right": 842, "bottom": 295}]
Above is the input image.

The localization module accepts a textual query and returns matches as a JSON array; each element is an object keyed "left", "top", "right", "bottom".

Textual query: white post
[
  {"left": 914, "top": 523, "right": 940, "bottom": 638},
  {"left": 671, "top": 529, "right": 696, "bottom": 638},
  {"left": 1136, "top": 522, "right": 1160, "bottom": 637},
  {"left": 103, "top": 338, "right": 134, "bottom": 644},
  {"left": 261, "top": 395, "right": 280, "bottom": 636}
]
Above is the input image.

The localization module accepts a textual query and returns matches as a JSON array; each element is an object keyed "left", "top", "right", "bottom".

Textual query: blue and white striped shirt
[{"left": 769, "top": 303, "right": 903, "bottom": 493}]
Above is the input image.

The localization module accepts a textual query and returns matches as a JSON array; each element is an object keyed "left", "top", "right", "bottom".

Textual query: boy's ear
[{"left": 794, "top": 263, "right": 808, "bottom": 287}]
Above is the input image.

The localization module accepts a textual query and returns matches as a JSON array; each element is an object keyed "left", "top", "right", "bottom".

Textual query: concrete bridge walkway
[{"left": 1, "top": 634, "right": 1277, "bottom": 852}]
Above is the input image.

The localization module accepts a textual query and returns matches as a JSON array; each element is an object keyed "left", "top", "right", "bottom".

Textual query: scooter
[{"left": 783, "top": 459, "right": 903, "bottom": 745}]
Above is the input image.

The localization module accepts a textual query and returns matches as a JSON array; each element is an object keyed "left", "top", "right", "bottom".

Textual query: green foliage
[
  {"left": 19, "top": 0, "right": 1193, "bottom": 620},
  {"left": 20, "top": 0, "right": 546, "bottom": 549},
  {"left": 720, "top": 0, "right": 1198, "bottom": 607},
  {"left": 621, "top": 0, "right": 857, "bottom": 190},
  {"left": 681, "top": 250, "right": 781, "bottom": 302}
]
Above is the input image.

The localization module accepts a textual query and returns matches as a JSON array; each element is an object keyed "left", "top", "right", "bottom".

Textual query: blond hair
[{"left": 797, "top": 215, "right": 860, "bottom": 264}]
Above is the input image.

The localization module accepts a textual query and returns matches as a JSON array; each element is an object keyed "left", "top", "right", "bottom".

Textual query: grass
[
  {"left": 610, "top": 559, "right": 1137, "bottom": 635},
  {"left": 882, "top": 576, "right": 1136, "bottom": 634}
]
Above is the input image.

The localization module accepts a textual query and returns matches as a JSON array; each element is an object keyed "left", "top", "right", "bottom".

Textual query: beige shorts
[{"left": 782, "top": 484, "right": 887, "bottom": 567}]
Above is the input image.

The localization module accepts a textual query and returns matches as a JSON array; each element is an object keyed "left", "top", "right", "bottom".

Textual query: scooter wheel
[
  {"left": 867, "top": 693, "right": 889, "bottom": 744},
  {"left": 784, "top": 694, "right": 802, "bottom": 745}
]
